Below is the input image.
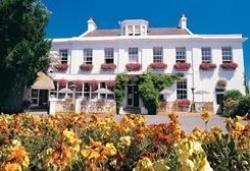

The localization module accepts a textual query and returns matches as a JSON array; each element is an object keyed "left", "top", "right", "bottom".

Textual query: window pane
[
  {"left": 135, "top": 25, "right": 140, "bottom": 36},
  {"left": 176, "top": 79, "right": 187, "bottom": 99},
  {"left": 59, "top": 49, "right": 68, "bottom": 64},
  {"left": 105, "top": 48, "right": 114, "bottom": 64},
  {"left": 201, "top": 47, "right": 211, "bottom": 62},
  {"left": 153, "top": 47, "right": 163, "bottom": 62},
  {"left": 222, "top": 47, "right": 232, "bottom": 62},
  {"left": 129, "top": 47, "right": 138, "bottom": 63},
  {"left": 176, "top": 47, "right": 186, "bottom": 62},
  {"left": 84, "top": 48, "right": 93, "bottom": 64}
]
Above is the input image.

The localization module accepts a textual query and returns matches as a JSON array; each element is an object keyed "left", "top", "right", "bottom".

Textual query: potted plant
[
  {"left": 174, "top": 62, "right": 191, "bottom": 71},
  {"left": 101, "top": 63, "right": 116, "bottom": 71},
  {"left": 54, "top": 63, "right": 68, "bottom": 72},
  {"left": 149, "top": 62, "right": 167, "bottom": 70},
  {"left": 106, "top": 80, "right": 116, "bottom": 90},
  {"left": 126, "top": 63, "right": 141, "bottom": 71},
  {"left": 200, "top": 63, "right": 217, "bottom": 70},
  {"left": 220, "top": 62, "right": 238, "bottom": 70},
  {"left": 80, "top": 64, "right": 93, "bottom": 71}
]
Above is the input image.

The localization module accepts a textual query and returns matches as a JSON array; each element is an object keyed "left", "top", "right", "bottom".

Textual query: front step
[{"left": 123, "top": 107, "right": 141, "bottom": 114}]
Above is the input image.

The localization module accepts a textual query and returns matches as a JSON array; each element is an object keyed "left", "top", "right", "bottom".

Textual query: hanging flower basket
[
  {"left": 87, "top": 80, "right": 99, "bottom": 90},
  {"left": 149, "top": 62, "right": 167, "bottom": 70},
  {"left": 74, "top": 80, "right": 83, "bottom": 90},
  {"left": 106, "top": 80, "right": 116, "bottom": 89},
  {"left": 80, "top": 64, "right": 93, "bottom": 71},
  {"left": 57, "top": 79, "right": 67, "bottom": 87},
  {"left": 220, "top": 62, "right": 238, "bottom": 70},
  {"left": 217, "top": 80, "right": 227, "bottom": 87},
  {"left": 176, "top": 99, "right": 191, "bottom": 108},
  {"left": 126, "top": 63, "right": 141, "bottom": 71},
  {"left": 174, "top": 63, "right": 191, "bottom": 71},
  {"left": 199, "top": 63, "right": 216, "bottom": 70},
  {"left": 101, "top": 63, "right": 116, "bottom": 71},
  {"left": 54, "top": 64, "right": 68, "bottom": 72}
]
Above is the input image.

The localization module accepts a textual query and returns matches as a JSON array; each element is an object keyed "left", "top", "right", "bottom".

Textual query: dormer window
[
  {"left": 128, "top": 26, "right": 133, "bottom": 36},
  {"left": 135, "top": 25, "right": 141, "bottom": 36},
  {"left": 120, "top": 19, "right": 148, "bottom": 36}
]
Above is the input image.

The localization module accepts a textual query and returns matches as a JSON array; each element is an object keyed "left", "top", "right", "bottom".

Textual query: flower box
[
  {"left": 199, "top": 63, "right": 216, "bottom": 70},
  {"left": 174, "top": 63, "right": 191, "bottom": 71},
  {"left": 74, "top": 80, "right": 83, "bottom": 90},
  {"left": 86, "top": 80, "right": 99, "bottom": 90},
  {"left": 176, "top": 99, "right": 191, "bottom": 108},
  {"left": 80, "top": 64, "right": 93, "bottom": 71},
  {"left": 220, "top": 62, "right": 238, "bottom": 70},
  {"left": 149, "top": 62, "right": 167, "bottom": 70},
  {"left": 57, "top": 79, "right": 67, "bottom": 87},
  {"left": 54, "top": 64, "right": 68, "bottom": 72},
  {"left": 101, "top": 63, "right": 116, "bottom": 71},
  {"left": 126, "top": 63, "right": 141, "bottom": 71},
  {"left": 106, "top": 80, "right": 116, "bottom": 89}
]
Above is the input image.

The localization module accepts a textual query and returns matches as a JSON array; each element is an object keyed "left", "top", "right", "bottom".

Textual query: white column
[
  {"left": 49, "top": 98, "right": 57, "bottom": 115},
  {"left": 75, "top": 99, "right": 82, "bottom": 114}
]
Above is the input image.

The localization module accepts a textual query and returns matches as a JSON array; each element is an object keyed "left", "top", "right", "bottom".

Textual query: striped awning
[{"left": 31, "top": 72, "right": 55, "bottom": 90}]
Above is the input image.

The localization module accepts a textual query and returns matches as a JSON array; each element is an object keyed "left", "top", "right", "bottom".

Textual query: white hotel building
[{"left": 30, "top": 15, "right": 247, "bottom": 114}]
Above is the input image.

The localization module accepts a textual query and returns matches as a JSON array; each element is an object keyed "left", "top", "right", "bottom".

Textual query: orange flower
[
  {"left": 8, "top": 146, "right": 29, "bottom": 167},
  {"left": 3, "top": 163, "right": 21, "bottom": 171}
]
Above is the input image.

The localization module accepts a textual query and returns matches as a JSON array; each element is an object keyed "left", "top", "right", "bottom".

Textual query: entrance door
[
  {"left": 127, "top": 85, "right": 139, "bottom": 107},
  {"left": 39, "top": 90, "right": 49, "bottom": 109}
]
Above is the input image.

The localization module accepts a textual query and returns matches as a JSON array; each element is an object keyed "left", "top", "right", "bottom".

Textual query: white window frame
[
  {"left": 201, "top": 47, "right": 212, "bottom": 63},
  {"left": 176, "top": 47, "right": 186, "bottom": 63},
  {"left": 128, "top": 47, "right": 139, "bottom": 63},
  {"left": 128, "top": 25, "right": 133, "bottom": 36},
  {"left": 104, "top": 48, "right": 114, "bottom": 64},
  {"left": 153, "top": 47, "right": 163, "bottom": 63},
  {"left": 135, "top": 25, "right": 141, "bottom": 36},
  {"left": 59, "top": 49, "right": 68, "bottom": 64},
  {"left": 222, "top": 47, "right": 232, "bottom": 62},
  {"left": 31, "top": 89, "right": 40, "bottom": 106},
  {"left": 83, "top": 48, "right": 93, "bottom": 64},
  {"left": 176, "top": 79, "right": 188, "bottom": 99}
]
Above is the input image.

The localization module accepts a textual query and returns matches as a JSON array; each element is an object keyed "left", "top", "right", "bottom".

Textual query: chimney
[
  {"left": 178, "top": 14, "right": 187, "bottom": 29},
  {"left": 87, "top": 17, "right": 97, "bottom": 32}
]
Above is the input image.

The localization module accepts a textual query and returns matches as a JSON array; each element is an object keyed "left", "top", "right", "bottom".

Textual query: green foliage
[
  {"left": 114, "top": 73, "right": 128, "bottom": 114},
  {"left": 233, "top": 95, "right": 250, "bottom": 117},
  {"left": 203, "top": 135, "right": 250, "bottom": 171},
  {"left": 224, "top": 90, "right": 243, "bottom": 101},
  {"left": 138, "top": 73, "right": 181, "bottom": 115},
  {"left": 0, "top": 0, "right": 51, "bottom": 113},
  {"left": 138, "top": 73, "right": 158, "bottom": 115}
]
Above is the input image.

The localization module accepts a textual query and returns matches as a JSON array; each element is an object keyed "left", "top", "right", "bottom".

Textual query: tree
[
  {"left": 222, "top": 90, "right": 242, "bottom": 117},
  {"left": 0, "top": 0, "right": 51, "bottom": 113}
]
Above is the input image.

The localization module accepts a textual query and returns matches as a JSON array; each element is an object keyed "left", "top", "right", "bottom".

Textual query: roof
[{"left": 84, "top": 27, "right": 190, "bottom": 37}]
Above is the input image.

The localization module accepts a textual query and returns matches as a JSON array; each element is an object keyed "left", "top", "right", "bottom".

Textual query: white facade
[{"left": 40, "top": 15, "right": 246, "bottom": 114}]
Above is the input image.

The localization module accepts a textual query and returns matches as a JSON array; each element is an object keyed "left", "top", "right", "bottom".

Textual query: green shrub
[
  {"left": 223, "top": 90, "right": 243, "bottom": 117},
  {"left": 203, "top": 135, "right": 250, "bottom": 171},
  {"left": 233, "top": 95, "right": 250, "bottom": 117}
]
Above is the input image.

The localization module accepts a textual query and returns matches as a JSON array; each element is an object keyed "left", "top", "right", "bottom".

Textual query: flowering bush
[
  {"left": 200, "top": 63, "right": 217, "bottom": 70},
  {"left": 80, "top": 64, "right": 93, "bottom": 71},
  {"left": 149, "top": 62, "right": 167, "bottom": 70},
  {"left": 101, "top": 63, "right": 116, "bottom": 71},
  {"left": 220, "top": 62, "right": 238, "bottom": 70},
  {"left": 125, "top": 63, "right": 141, "bottom": 71},
  {"left": 0, "top": 113, "right": 249, "bottom": 170},
  {"left": 54, "top": 63, "right": 68, "bottom": 72},
  {"left": 174, "top": 63, "right": 191, "bottom": 71},
  {"left": 176, "top": 99, "right": 191, "bottom": 108}
]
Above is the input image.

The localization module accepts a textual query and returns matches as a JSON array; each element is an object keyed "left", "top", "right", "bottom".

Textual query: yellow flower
[
  {"left": 104, "top": 143, "right": 117, "bottom": 156},
  {"left": 62, "top": 129, "right": 81, "bottom": 147},
  {"left": 118, "top": 136, "right": 132, "bottom": 149},
  {"left": 201, "top": 110, "right": 211, "bottom": 124},
  {"left": 3, "top": 163, "right": 22, "bottom": 171},
  {"left": 133, "top": 157, "right": 154, "bottom": 171}
]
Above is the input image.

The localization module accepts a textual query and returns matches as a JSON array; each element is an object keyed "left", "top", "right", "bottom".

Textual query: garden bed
[{"left": 0, "top": 112, "right": 249, "bottom": 171}]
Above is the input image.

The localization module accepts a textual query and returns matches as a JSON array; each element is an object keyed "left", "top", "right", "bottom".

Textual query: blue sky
[{"left": 42, "top": 0, "right": 250, "bottom": 82}]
